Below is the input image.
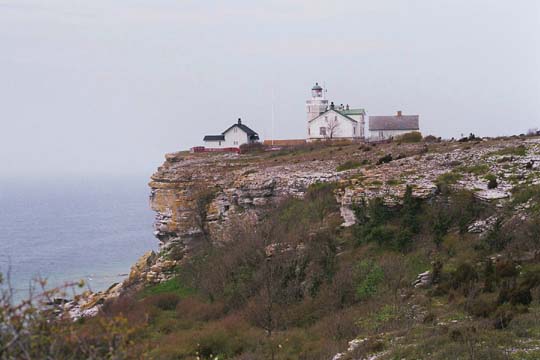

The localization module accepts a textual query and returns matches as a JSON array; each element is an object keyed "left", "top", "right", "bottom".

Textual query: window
[
  {"left": 353, "top": 127, "right": 356, "bottom": 134},
  {"left": 319, "top": 127, "right": 326, "bottom": 136},
  {"left": 334, "top": 116, "right": 337, "bottom": 121},
  {"left": 379, "top": 131, "right": 384, "bottom": 138},
  {"left": 219, "top": 141, "right": 221, "bottom": 146},
  {"left": 234, "top": 140, "right": 238, "bottom": 145},
  {"left": 325, "top": 116, "right": 328, "bottom": 121},
  {"left": 308, "top": 128, "right": 310, "bottom": 135}
]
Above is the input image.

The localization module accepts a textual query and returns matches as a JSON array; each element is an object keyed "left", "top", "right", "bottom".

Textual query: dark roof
[
  {"left": 369, "top": 115, "right": 419, "bottom": 131},
  {"left": 204, "top": 120, "right": 260, "bottom": 142},
  {"left": 308, "top": 109, "right": 358, "bottom": 123},
  {"left": 222, "top": 123, "right": 259, "bottom": 138},
  {"left": 312, "top": 83, "right": 323, "bottom": 91},
  {"left": 203, "top": 135, "right": 225, "bottom": 141}
]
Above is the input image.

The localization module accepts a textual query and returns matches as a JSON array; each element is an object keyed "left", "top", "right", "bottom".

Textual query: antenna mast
[{"left": 271, "top": 87, "right": 275, "bottom": 146}]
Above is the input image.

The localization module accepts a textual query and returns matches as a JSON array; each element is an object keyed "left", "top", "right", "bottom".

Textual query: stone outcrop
[{"left": 137, "top": 137, "right": 540, "bottom": 287}]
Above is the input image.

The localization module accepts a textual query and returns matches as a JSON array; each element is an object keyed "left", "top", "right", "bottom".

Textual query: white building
[
  {"left": 306, "top": 83, "right": 366, "bottom": 141},
  {"left": 203, "top": 118, "right": 259, "bottom": 149},
  {"left": 368, "top": 111, "right": 420, "bottom": 140}
]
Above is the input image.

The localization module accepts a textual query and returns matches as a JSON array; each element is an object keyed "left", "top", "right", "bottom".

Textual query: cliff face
[
  {"left": 145, "top": 152, "right": 341, "bottom": 283},
  {"left": 136, "top": 137, "right": 540, "bottom": 286}
]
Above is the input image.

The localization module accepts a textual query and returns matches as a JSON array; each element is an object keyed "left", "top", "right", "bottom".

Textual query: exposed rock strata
[{"left": 142, "top": 138, "right": 540, "bottom": 287}]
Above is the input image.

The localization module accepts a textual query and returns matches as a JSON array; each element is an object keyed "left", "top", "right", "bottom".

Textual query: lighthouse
[
  {"left": 306, "top": 83, "right": 329, "bottom": 122},
  {"left": 305, "top": 82, "right": 367, "bottom": 141}
]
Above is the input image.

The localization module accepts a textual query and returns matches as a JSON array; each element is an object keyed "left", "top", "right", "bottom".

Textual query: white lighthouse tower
[{"left": 306, "top": 83, "right": 328, "bottom": 122}]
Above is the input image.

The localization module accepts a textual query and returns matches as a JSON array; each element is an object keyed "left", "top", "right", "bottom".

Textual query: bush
[
  {"left": 430, "top": 209, "right": 452, "bottom": 247},
  {"left": 377, "top": 154, "right": 393, "bottom": 165},
  {"left": 458, "top": 133, "right": 477, "bottom": 142},
  {"left": 485, "top": 174, "right": 498, "bottom": 189},
  {"left": 365, "top": 224, "right": 398, "bottom": 246},
  {"left": 450, "top": 263, "right": 479, "bottom": 291},
  {"left": 396, "top": 131, "right": 422, "bottom": 143},
  {"left": 239, "top": 142, "right": 264, "bottom": 153},
  {"left": 355, "top": 260, "right": 384, "bottom": 300},
  {"left": 493, "top": 304, "right": 515, "bottom": 329},
  {"left": 467, "top": 297, "right": 497, "bottom": 318},
  {"left": 423, "top": 135, "right": 441, "bottom": 143},
  {"left": 175, "top": 298, "right": 225, "bottom": 322},
  {"left": 146, "top": 293, "right": 182, "bottom": 311},
  {"left": 484, "top": 219, "right": 510, "bottom": 251}
]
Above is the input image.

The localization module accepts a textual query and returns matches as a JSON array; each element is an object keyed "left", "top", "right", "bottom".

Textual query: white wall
[
  {"left": 223, "top": 126, "right": 250, "bottom": 147},
  {"left": 306, "top": 99, "right": 328, "bottom": 122},
  {"left": 368, "top": 129, "right": 416, "bottom": 140},
  {"left": 204, "top": 139, "right": 225, "bottom": 148},
  {"left": 346, "top": 114, "right": 365, "bottom": 138},
  {"left": 308, "top": 110, "right": 361, "bottom": 140}
]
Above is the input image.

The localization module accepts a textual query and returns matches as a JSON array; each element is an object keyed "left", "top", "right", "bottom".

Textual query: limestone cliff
[{"left": 132, "top": 137, "right": 540, "bottom": 287}]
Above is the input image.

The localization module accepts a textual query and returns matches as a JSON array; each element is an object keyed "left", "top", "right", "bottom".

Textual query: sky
[{"left": 0, "top": 0, "right": 539, "bottom": 179}]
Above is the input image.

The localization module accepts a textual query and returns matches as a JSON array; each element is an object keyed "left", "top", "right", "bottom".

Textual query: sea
[{"left": 0, "top": 177, "right": 157, "bottom": 297}]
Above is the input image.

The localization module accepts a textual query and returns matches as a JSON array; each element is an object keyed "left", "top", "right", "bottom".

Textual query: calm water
[{"left": 0, "top": 178, "right": 157, "bottom": 295}]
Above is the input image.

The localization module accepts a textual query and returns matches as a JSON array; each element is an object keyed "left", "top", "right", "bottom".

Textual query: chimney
[
  {"left": 330, "top": 102, "right": 335, "bottom": 110},
  {"left": 397, "top": 111, "right": 402, "bottom": 117},
  {"left": 346, "top": 104, "right": 350, "bottom": 110},
  {"left": 238, "top": 118, "right": 242, "bottom": 125}
]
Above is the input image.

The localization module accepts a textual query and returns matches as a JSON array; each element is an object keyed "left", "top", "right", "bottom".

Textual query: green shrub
[
  {"left": 484, "top": 219, "right": 510, "bottom": 251},
  {"left": 430, "top": 209, "right": 452, "bottom": 247},
  {"left": 487, "top": 178, "right": 498, "bottom": 189},
  {"left": 355, "top": 260, "right": 384, "bottom": 300},
  {"left": 365, "top": 224, "right": 398, "bottom": 246},
  {"left": 485, "top": 173, "right": 498, "bottom": 189},
  {"left": 396, "top": 228, "right": 414, "bottom": 252},
  {"left": 280, "top": 181, "right": 338, "bottom": 227}
]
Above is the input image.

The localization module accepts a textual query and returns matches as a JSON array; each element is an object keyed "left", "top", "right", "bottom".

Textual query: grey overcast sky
[{"left": 0, "top": 0, "right": 539, "bottom": 179}]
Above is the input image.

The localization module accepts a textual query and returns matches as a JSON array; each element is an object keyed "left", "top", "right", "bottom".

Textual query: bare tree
[{"left": 325, "top": 117, "right": 340, "bottom": 139}]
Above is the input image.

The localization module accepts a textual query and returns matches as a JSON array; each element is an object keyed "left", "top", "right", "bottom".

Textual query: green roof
[{"left": 341, "top": 108, "right": 366, "bottom": 116}]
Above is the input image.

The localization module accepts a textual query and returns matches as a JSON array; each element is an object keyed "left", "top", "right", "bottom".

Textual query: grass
[
  {"left": 488, "top": 145, "right": 528, "bottom": 157},
  {"left": 386, "top": 178, "right": 402, "bottom": 186},
  {"left": 337, "top": 160, "right": 363, "bottom": 172},
  {"left": 511, "top": 184, "right": 540, "bottom": 206},
  {"left": 139, "top": 277, "right": 195, "bottom": 299},
  {"left": 456, "top": 164, "right": 490, "bottom": 175},
  {"left": 436, "top": 171, "right": 462, "bottom": 186}
]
